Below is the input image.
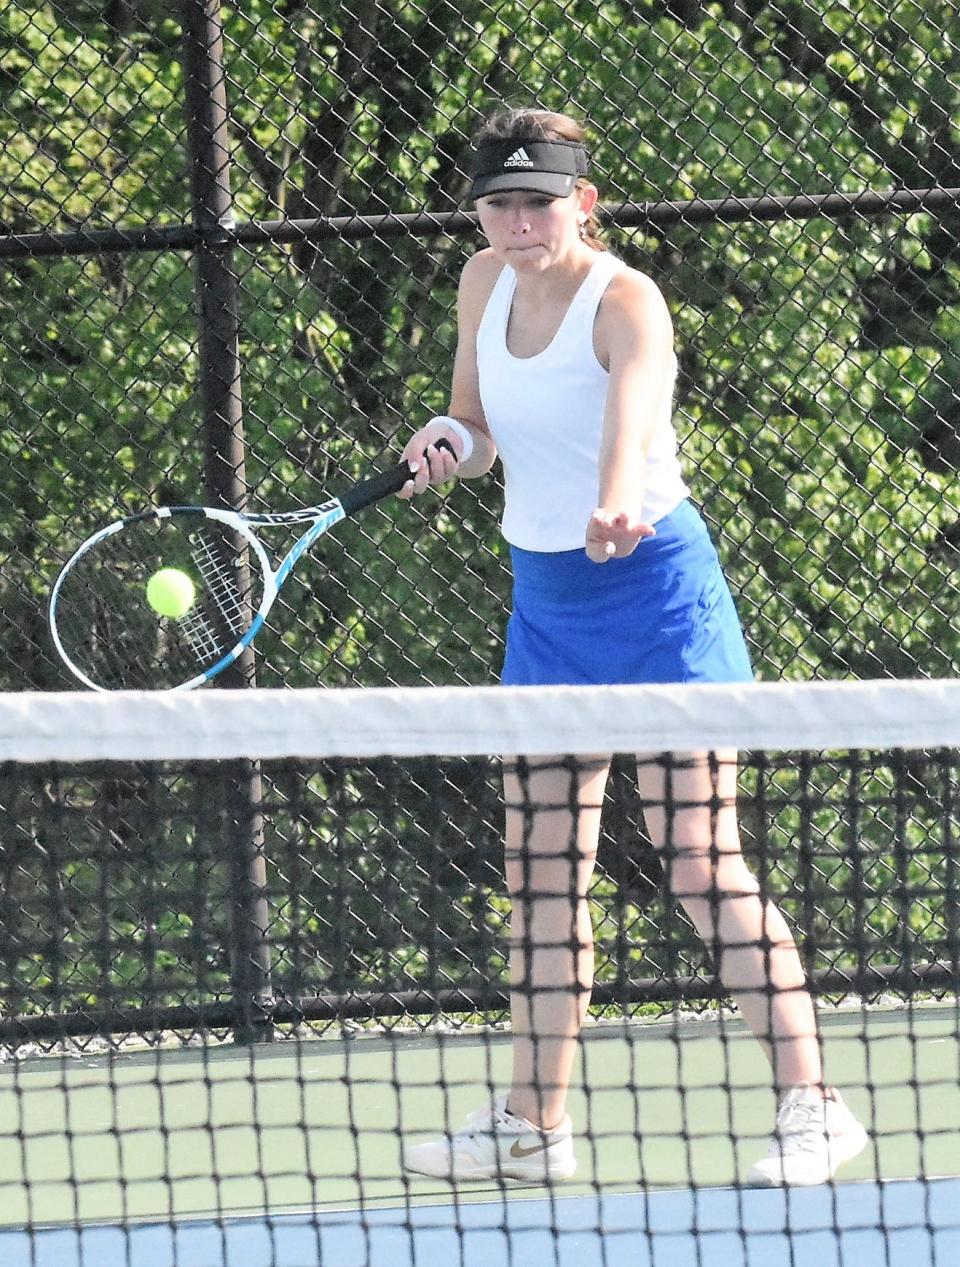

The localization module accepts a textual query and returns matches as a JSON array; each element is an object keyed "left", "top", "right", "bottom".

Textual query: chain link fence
[
  {"left": 4, "top": 742, "right": 957, "bottom": 1050},
  {"left": 1, "top": 0, "right": 958, "bottom": 1044},
  {"left": 3, "top": 0, "right": 958, "bottom": 692}
]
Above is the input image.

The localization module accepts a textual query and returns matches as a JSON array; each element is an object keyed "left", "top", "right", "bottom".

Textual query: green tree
[
  {"left": 3, "top": 0, "right": 957, "bottom": 690},
  {"left": 1, "top": 0, "right": 957, "bottom": 1028}
]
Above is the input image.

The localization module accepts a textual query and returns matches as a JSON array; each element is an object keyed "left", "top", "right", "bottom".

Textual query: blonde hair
[{"left": 473, "top": 108, "right": 606, "bottom": 252}]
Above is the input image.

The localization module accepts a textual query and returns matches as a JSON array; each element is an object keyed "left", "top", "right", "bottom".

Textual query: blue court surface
[{"left": 4, "top": 1177, "right": 958, "bottom": 1267}]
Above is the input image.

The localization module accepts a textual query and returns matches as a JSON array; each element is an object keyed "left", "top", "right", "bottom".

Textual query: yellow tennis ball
[{"left": 146, "top": 568, "right": 196, "bottom": 619}]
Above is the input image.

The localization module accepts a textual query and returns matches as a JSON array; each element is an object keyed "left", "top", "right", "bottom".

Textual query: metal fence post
[{"left": 181, "top": 0, "right": 273, "bottom": 1043}]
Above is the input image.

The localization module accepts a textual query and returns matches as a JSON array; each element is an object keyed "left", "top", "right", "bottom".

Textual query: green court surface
[{"left": 1, "top": 1003, "right": 957, "bottom": 1230}]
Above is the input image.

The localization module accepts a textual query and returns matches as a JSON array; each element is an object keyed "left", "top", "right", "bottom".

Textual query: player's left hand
[{"left": 585, "top": 508, "right": 656, "bottom": 563}]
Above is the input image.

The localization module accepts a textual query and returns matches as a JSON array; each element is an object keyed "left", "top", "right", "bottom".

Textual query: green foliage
[
  {"left": 0, "top": 0, "right": 957, "bottom": 1029},
  {"left": 4, "top": 750, "right": 953, "bottom": 1026},
  {"left": 3, "top": 0, "right": 957, "bottom": 689}
]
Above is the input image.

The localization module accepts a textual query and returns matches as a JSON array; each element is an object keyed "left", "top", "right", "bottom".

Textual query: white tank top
[{"left": 476, "top": 251, "right": 689, "bottom": 552}]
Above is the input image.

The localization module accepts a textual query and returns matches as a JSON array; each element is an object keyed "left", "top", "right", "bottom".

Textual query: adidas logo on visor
[{"left": 503, "top": 146, "right": 534, "bottom": 168}]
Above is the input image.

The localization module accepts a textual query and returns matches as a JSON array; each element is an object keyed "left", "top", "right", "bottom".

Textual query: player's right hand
[{"left": 398, "top": 420, "right": 465, "bottom": 499}]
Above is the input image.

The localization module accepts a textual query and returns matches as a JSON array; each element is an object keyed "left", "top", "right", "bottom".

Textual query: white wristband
[{"left": 430, "top": 415, "right": 474, "bottom": 462}]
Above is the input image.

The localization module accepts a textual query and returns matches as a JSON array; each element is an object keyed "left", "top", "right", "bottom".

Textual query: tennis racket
[{"left": 49, "top": 442, "right": 452, "bottom": 692}]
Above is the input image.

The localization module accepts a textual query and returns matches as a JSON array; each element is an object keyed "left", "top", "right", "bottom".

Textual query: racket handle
[{"left": 339, "top": 438, "right": 456, "bottom": 516}]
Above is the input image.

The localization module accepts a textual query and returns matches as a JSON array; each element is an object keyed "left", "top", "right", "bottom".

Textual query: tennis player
[{"left": 398, "top": 107, "right": 867, "bottom": 1187}]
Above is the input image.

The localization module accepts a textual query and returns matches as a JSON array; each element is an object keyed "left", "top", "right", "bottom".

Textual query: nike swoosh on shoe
[{"left": 509, "top": 1138, "right": 553, "bottom": 1158}]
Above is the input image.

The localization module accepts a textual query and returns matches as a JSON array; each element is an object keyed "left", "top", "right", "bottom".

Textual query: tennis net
[{"left": 1, "top": 679, "right": 959, "bottom": 1267}]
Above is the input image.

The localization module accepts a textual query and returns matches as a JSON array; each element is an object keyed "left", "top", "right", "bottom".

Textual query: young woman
[{"left": 398, "top": 107, "right": 866, "bottom": 1187}]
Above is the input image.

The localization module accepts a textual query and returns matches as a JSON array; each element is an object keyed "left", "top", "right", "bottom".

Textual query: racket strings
[
  {"left": 188, "top": 532, "right": 248, "bottom": 638},
  {"left": 178, "top": 607, "right": 227, "bottom": 661},
  {"left": 51, "top": 514, "right": 265, "bottom": 690}
]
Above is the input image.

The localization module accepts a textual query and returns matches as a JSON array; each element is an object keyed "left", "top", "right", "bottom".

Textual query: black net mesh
[
  {"left": 2, "top": 2, "right": 960, "bottom": 1258},
  {"left": 2, "top": 679, "right": 959, "bottom": 1258},
  {"left": 1, "top": 686, "right": 959, "bottom": 1258},
  {"left": 3, "top": 741, "right": 958, "bottom": 1048}
]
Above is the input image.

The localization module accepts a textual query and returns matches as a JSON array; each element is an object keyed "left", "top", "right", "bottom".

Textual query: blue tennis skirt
[{"left": 501, "top": 500, "right": 754, "bottom": 687}]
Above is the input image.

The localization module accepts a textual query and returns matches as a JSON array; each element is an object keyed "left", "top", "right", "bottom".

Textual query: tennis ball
[{"left": 146, "top": 568, "right": 196, "bottom": 619}]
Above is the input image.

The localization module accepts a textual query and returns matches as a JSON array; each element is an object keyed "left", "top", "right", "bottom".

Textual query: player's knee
[{"left": 665, "top": 849, "right": 760, "bottom": 903}]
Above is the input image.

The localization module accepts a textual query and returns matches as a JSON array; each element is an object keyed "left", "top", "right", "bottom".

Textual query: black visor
[{"left": 470, "top": 139, "right": 589, "bottom": 200}]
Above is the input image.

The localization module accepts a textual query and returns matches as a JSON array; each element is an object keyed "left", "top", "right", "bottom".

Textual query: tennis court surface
[{"left": 2, "top": 680, "right": 959, "bottom": 1265}]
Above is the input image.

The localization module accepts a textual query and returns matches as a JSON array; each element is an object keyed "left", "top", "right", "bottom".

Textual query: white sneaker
[
  {"left": 402, "top": 1095, "right": 577, "bottom": 1182},
  {"left": 747, "top": 1086, "right": 868, "bottom": 1186}
]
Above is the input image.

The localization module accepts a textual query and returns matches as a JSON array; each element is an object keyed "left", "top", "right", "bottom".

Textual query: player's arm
[
  {"left": 586, "top": 270, "right": 675, "bottom": 563},
  {"left": 399, "top": 251, "right": 499, "bottom": 498}
]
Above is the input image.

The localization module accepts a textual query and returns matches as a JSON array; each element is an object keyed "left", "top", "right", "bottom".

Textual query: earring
[{"left": 578, "top": 217, "right": 587, "bottom": 238}]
